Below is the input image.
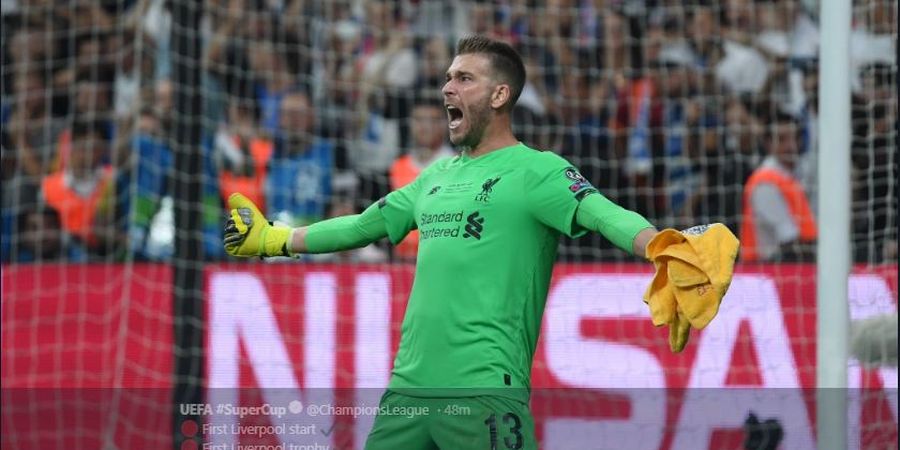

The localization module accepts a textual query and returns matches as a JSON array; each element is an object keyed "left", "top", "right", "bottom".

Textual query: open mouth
[{"left": 446, "top": 105, "right": 463, "bottom": 130}]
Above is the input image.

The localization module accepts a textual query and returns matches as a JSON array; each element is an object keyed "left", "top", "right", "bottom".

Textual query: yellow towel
[{"left": 643, "top": 224, "right": 740, "bottom": 352}]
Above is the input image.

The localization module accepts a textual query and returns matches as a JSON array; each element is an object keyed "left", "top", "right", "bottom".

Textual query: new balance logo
[
  {"left": 474, "top": 176, "right": 501, "bottom": 202},
  {"left": 428, "top": 186, "right": 441, "bottom": 195},
  {"left": 462, "top": 211, "right": 484, "bottom": 240}
]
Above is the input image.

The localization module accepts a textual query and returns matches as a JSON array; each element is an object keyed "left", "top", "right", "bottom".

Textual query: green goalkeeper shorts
[{"left": 364, "top": 390, "right": 537, "bottom": 450}]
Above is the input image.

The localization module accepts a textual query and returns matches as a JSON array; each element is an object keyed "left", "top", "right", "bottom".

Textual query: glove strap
[{"left": 259, "top": 224, "right": 293, "bottom": 257}]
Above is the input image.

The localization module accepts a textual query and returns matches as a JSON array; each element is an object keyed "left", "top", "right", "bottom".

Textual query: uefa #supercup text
[{"left": 182, "top": 403, "right": 294, "bottom": 418}]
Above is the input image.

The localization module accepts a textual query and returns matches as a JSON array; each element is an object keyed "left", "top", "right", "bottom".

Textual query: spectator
[
  {"left": 201, "top": 135, "right": 228, "bottom": 262},
  {"left": 40, "top": 118, "right": 118, "bottom": 257},
  {"left": 55, "top": 31, "right": 113, "bottom": 93},
  {"left": 613, "top": 79, "right": 654, "bottom": 214},
  {"left": 313, "top": 15, "right": 361, "bottom": 141},
  {"left": 2, "top": 22, "right": 47, "bottom": 258},
  {"left": 71, "top": 66, "right": 116, "bottom": 122},
  {"left": 693, "top": 96, "right": 760, "bottom": 233},
  {"left": 214, "top": 93, "right": 272, "bottom": 212},
  {"left": 7, "top": 21, "right": 54, "bottom": 75},
  {"left": 465, "top": 0, "right": 511, "bottom": 42},
  {"left": 353, "top": 0, "right": 417, "bottom": 204},
  {"left": 651, "top": 55, "right": 710, "bottom": 227},
  {"left": 716, "top": 0, "right": 772, "bottom": 95},
  {"left": 3, "top": 70, "right": 66, "bottom": 194},
  {"left": 723, "top": 96, "right": 767, "bottom": 164},
  {"left": 407, "top": 0, "right": 459, "bottom": 39},
  {"left": 415, "top": 35, "right": 451, "bottom": 92},
  {"left": 740, "top": 112, "right": 817, "bottom": 262},
  {"left": 8, "top": 16, "right": 73, "bottom": 98},
  {"left": 14, "top": 206, "right": 86, "bottom": 263},
  {"left": 641, "top": 9, "right": 669, "bottom": 68},
  {"left": 685, "top": 2, "right": 722, "bottom": 71},
  {"left": 251, "top": 33, "right": 308, "bottom": 136},
  {"left": 388, "top": 97, "right": 454, "bottom": 260},
  {"left": 752, "top": 0, "right": 819, "bottom": 60},
  {"left": 851, "top": 63, "right": 897, "bottom": 263},
  {"left": 154, "top": 78, "right": 174, "bottom": 121},
  {"left": 135, "top": 0, "right": 173, "bottom": 80},
  {"left": 792, "top": 60, "right": 819, "bottom": 212},
  {"left": 57, "top": 1, "right": 113, "bottom": 34},
  {"left": 552, "top": 69, "right": 617, "bottom": 193},
  {"left": 653, "top": 3, "right": 722, "bottom": 83},
  {"left": 389, "top": 97, "right": 454, "bottom": 188},
  {"left": 724, "top": 0, "right": 755, "bottom": 39},
  {"left": 119, "top": 86, "right": 174, "bottom": 261},
  {"left": 749, "top": 0, "right": 811, "bottom": 110},
  {"left": 514, "top": 13, "right": 561, "bottom": 98},
  {"left": 204, "top": 0, "right": 255, "bottom": 130},
  {"left": 551, "top": 69, "right": 624, "bottom": 261},
  {"left": 528, "top": 0, "right": 589, "bottom": 95},
  {"left": 54, "top": 66, "right": 116, "bottom": 172},
  {"left": 266, "top": 91, "right": 334, "bottom": 227},
  {"left": 513, "top": 48, "right": 555, "bottom": 149},
  {"left": 110, "top": 28, "right": 157, "bottom": 119},
  {"left": 614, "top": 42, "right": 722, "bottom": 229},
  {"left": 647, "top": 0, "right": 688, "bottom": 45}
]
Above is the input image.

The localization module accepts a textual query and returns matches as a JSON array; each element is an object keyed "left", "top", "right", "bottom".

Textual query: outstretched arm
[
  {"left": 290, "top": 203, "right": 388, "bottom": 254},
  {"left": 574, "top": 193, "right": 658, "bottom": 258},
  {"left": 224, "top": 193, "right": 388, "bottom": 258},
  {"left": 630, "top": 228, "right": 659, "bottom": 259}
]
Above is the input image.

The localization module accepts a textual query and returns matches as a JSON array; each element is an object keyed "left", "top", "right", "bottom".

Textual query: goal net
[{"left": 1, "top": 1, "right": 896, "bottom": 449}]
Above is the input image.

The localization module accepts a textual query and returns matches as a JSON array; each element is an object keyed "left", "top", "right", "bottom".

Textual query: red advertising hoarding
[{"left": 3, "top": 263, "right": 897, "bottom": 449}]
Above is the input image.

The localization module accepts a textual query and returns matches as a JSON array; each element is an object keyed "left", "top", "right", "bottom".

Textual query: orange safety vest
[
  {"left": 219, "top": 137, "right": 273, "bottom": 213},
  {"left": 389, "top": 155, "right": 420, "bottom": 190},
  {"left": 740, "top": 167, "right": 817, "bottom": 261},
  {"left": 42, "top": 167, "right": 113, "bottom": 245},
  {"left": 389, "top": 155, "right": 422, "bottom": 259}
]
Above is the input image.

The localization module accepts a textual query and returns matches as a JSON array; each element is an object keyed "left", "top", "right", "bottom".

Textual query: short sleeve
[
  {"left": 526, "top": 154, "right": 598, "bottom": 238},
  {"left": 378, "top": 169, "right": 425, "bottom": 244}
]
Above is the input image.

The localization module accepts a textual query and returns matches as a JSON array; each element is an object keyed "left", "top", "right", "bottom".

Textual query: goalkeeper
[{"left": 224, "top": 35, "right": 718, "bottom": 450}]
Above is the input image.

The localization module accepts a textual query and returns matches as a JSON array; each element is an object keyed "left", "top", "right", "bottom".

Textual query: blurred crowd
[{"left": 1, "top": 0, "right": 896, "bottom": 263}]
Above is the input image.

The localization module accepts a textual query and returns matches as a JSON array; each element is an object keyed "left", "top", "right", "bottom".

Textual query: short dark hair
[
  {"left": 455, "top": 35, "right": 526, "bottom": 111},
  {"left": 769, "top": 111, "right": 800, "bottom": 141}
]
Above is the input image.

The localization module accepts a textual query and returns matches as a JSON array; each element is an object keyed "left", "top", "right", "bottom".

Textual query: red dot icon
[
  {"left": 181, "top": 439, "right": 198, "bottom": 450},
  {"left": 181, "top": 419, "right": 199, "bottom": 437}
]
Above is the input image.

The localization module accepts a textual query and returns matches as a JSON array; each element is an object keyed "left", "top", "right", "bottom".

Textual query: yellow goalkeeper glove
[
  {"left": 643, "top": 223, "right": 739, "bottom": 353},
  {"left": 223, "top": 193, "right": 292, "bottom": 258}
]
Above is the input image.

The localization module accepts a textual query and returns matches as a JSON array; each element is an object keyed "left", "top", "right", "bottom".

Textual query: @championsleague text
[{"left": 306, "top": 404, "right": 430, "bottom": 419}]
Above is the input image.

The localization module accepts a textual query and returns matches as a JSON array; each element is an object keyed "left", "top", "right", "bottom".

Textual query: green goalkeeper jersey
[{"left": 379, "top": 143, "right": 600, "bottom": 403}]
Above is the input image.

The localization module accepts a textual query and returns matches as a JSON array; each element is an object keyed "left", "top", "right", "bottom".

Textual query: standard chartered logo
[
  {"left": 418, "top": 210, "right": 485, "bottom": 241},
  {"left": 462, "top": 212, "right": 483, "bottom": 240}
]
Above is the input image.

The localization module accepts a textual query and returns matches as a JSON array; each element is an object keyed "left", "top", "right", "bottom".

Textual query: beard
[{"left": 454, "top": 96, "right": 493, "bottom": 150}]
